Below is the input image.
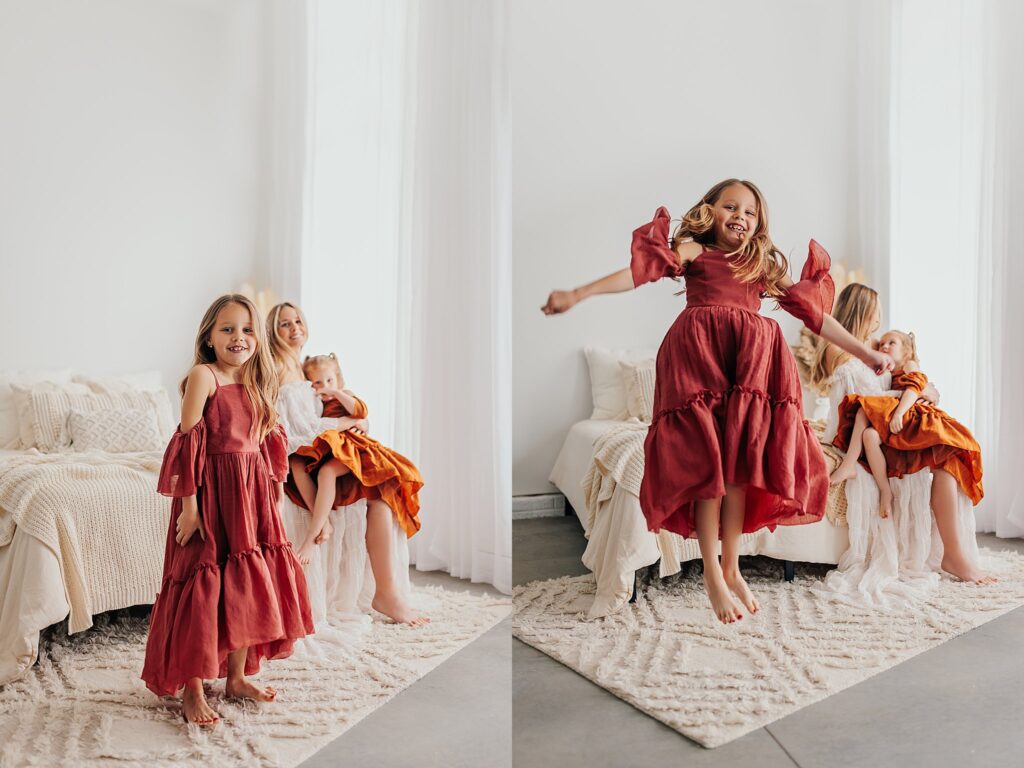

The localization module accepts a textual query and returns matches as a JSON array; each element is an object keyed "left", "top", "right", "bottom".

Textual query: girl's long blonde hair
[
  {"left": 266, "top": 302, "right": 307, "bottom": 377},
  {"left": 670, "top": 178, "right": 790, "bottom": 296},
  {"left": 182, "top": 294, "right": 279, "bottom": 441},
  {"left": 808, "top": 283, "right": 879, "bottom": 394}
]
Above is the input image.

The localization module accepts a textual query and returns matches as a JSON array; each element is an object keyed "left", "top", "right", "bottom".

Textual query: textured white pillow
[
  {"left": 13, "top": 388, "right": 174, "bottom": 452},
  {"left": 69, "top": 408, "right": 163, "bottom": 452},
  {"left": 73, "top": 371, "right": 164, "bottom": 394},
  {"left": 0, "top": 369, "right": 75, "bottom": 448},
  {"left": 584, "top": 347, "right": 656, "bottom": 420},
  {"left": 621, "top": 359, "right": 656, "bottom": 422},
  {"left": 10, "top": 381, "right": 92, "bottom": 449}
]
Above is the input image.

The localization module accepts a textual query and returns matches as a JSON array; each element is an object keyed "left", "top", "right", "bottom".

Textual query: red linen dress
[
  {"left": 631, "top": 207, "right": 834, "bottom": 538},
  {"left": 141, "top": 376, "right": 314, "bottom": 696}
]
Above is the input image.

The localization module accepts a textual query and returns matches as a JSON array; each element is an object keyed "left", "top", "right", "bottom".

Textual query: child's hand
[
  {"left": 542, "top": 289, "right": 578, "bottom": 315},
  {"left": 889, "top": 410, "right": 907, "bottom": 434},
  {"left": 175, "top": 497, "right": 206, "bottom": 546},
  {"left": 864, "top": 349, "right": 895, "bottom": 375}
]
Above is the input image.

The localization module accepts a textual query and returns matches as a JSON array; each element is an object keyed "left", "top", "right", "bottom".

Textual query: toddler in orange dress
[
  {"left": 829, "top": 330, "right": 983, "bottom": 518},
  {"left": 285, "top": 354, "right": 424, "bottom": 597}
]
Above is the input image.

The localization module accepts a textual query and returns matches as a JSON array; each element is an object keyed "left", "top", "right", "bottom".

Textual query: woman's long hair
[
  {"left": 807, "top": 283, "right": 879, "bottom": 394},
  {"left": 670, "top": 178, "right": 790, "bottom": 296},
  {"left": 266, "top": 301, "right": 308, "bottom": 378},
  {"left": 183, "top": 294, "right": 279, "bottom": 441}
]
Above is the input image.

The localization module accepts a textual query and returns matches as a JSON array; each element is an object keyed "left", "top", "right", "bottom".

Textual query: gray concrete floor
[
  {"left": 513, "top": 516, "right": 1024, "bottom": 768},
  {"left": 300, "top": 570, "right": 510, "bottom": 768}
]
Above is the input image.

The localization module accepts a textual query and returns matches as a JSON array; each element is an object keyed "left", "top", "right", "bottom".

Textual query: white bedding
[
  {"left": 550, "top": 419, "right": 849, "bottom": 618},
  {"left": 0, "top": 448, "right": 168, "bottom": 685}
]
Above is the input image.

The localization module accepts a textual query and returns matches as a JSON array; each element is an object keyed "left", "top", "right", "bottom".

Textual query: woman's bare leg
[
  {"left": 932, "top": 468, "right": 996, "bottom": 584},
  {"left": 831, "top": 408, "right": 869, "bottom": 485},
  {"left": 720, "top": 484, "right": 759, "bottom": 614},
  {"left": 181, "top": 677, "right": 219, "bottom": 726},
  {"left": 366, "top": 499, "right": 429, "bottom": 626},
  {"left": 862, "top": 427, "right": 893, "bottom": 518},
  {"left": 225, "top": 647, "right": 276, "bottom": 702},
  {"left": 696, "top": 496, "right": 742, "bottom": 623}
]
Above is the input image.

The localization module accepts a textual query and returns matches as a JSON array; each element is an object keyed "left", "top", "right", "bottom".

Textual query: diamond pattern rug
[{"left": 513, "top": 550, "right": 1024, "bottom": 748}]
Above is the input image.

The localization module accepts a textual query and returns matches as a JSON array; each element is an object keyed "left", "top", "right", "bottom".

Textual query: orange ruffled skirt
[
  {"left": 833, "top": 389, "right": 983, "bottom": 505},
  {"left": 283, "top": 397, "right": 423, "bottom": 537}
]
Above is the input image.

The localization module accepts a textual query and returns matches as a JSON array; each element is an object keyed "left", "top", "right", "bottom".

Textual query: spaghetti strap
[{"left": 204, "top": 364, "right": 221, "bottom": 390}]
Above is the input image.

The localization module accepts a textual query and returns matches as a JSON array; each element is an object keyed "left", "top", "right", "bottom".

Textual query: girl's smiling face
[
  {"left": 712, "top": 184, "right": 759, "bottom": 250},
  {"left": 277, "top": 305, "right": 306, "bottom": 350},
  {"left": 878, "top": 332, "right": 907, "bottom": 365},
  {"left": 209, "top": 302, "right": 257, "bottom": 368}
]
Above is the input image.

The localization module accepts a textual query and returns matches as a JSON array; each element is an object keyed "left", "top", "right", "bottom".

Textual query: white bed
[{"left": 550, "top": 419, "right": 850, "bottom": 618}]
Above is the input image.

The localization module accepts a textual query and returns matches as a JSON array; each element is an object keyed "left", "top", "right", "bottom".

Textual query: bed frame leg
[
  {"left": 783, "top": 560, "right": 795, "bottom": 582},
  {"left": 629, "top": 572, "right": 639, "bottom": 603}
]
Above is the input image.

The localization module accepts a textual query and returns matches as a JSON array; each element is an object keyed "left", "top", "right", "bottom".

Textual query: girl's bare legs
[
  {"left": 696, "top": 497, "right": 742, "bottom": 623},
  {"left": 720, "top": 484, "right": 759, "bottom": 614},
  {"left": 296, "top": 459, "right": 349, "bottom": 565},
  {"left": 932, "top": 468, "right": 997, "bottom": 584},
  {"left": 861, "top": 427, "right": 893, "bottom": 518},
  {"left": 830, "top": 408, "right": 870, "bottom": 485},
  {"left": 182, "top": 676, "right": 219, "bottom": 726},
  {"left": 366, "top": 498, "right": 429, "bottom": 626},
  {"left": 289, "top": 455, "right": 333, "bottom": 546},
  {"left": 225, "top": 647, "right": 276, "bottom": 702}
]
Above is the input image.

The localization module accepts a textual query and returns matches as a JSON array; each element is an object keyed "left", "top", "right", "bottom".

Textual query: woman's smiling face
[
  {"left": 711, "top": 184, "right": 759, "bottom": 250},
  {"left": 277, "top": 305, "right": 306, "bottom": 350}
]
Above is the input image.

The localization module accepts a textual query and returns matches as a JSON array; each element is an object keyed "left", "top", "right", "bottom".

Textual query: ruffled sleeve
[
  {"left": 322, "top": 396, "right": 369, "bottom": 419},
  {"left": 630, "top": 206, "right": 684, "bottom": 288},
  {"left": 157, "top": 420, "right": 206, "bottom": 497},
  {"left": 891, "top": 370, "right": 928, "bottom": 393},
  {"left": 260, "top": 423, "right": 289, "bottom": 482},
  {"left": 777, "top": 240, "right": 835, "bottom": 334}
]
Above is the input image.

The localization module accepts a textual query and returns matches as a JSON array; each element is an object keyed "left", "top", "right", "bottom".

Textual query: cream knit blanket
[
  {"left": 0, "top": 450, "right": 168, "bottom": 632},
  {"left": 582, "top": 420, "right": 647, "bottom": 531}
]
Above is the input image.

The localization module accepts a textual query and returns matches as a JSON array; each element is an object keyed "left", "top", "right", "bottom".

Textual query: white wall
[
  {"left": 512, "top": 0, "right": 860, "bottom": 494},
  {"left": 0, "top": 0, "right": 269, "bottom": 406}
]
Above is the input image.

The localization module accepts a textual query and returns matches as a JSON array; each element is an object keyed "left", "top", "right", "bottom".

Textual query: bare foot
[
  {"left": 182, "top": 679, "right": 220, "bottom": 727},
  {"left": 295, "top": 539, "right": 316, "bottom": 567},
  {"left": 877, "top": 486, "right": 894, "bottom": 519},
  {"left": 372, "top": 591, "right": 430, "bottom": 626},
  {"left": 314, "top": 517, "right": 333, "bottom": 545},
  {"left": 225, "top": 677, "right": 277, "bottom": 702},
  {"left": 703, "top": 570, "right": 742, "bottom": 624},
  {"left": 829, "top": 463, "right": 857, "bottom": 486},
  {"left": 941, "top": 553, "right": 998, "bottom": 585},
  {"left": 722, "top": 568, "right": 760, "bottom": 615}
]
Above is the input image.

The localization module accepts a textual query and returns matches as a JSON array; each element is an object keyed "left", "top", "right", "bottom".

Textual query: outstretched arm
[
  {"left": 817, "top": 314, "right": 894, "bottom": 375},
  {"left": 541, "top": 268, "right": 634, "bottom": 315}
]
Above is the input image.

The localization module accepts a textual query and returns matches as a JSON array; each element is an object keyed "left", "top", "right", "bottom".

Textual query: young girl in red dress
[
  {"left": 542, "top": 179, "right": 894, "bottom": 624},
  {"left": 142, "top": 294, "right": 314, "bottom": 726}
]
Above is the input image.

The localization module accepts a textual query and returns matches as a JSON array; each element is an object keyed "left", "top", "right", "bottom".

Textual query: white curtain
[
  {"left": 886, "top": 0, "right": 1023, "bottom": 538},
  {"left": 268, "top": 0, "right": 512, "bottom": 592},
  {"left": 398, "top": 0, "right": 513, "bottom": 594},
  {"left": 973, "top": 0, "right": 1024, "bottom": 537}
]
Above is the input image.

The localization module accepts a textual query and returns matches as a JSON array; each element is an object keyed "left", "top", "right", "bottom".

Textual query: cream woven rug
[
  {"left": 513, "top": 550, "right": 1024, "bottom": 748},
  {"left": 0, "top": 586, "right": 509, "bottom": 767}
]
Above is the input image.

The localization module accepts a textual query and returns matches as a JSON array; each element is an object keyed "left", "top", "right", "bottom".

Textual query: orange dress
[
  {"left": 283, "top": 395, "right": 423, "bottom": 538},
  {"left": 832, "top": 370, "right": 983, "bottom": 504}
]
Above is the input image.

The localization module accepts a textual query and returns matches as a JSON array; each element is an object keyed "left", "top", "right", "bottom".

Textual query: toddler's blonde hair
[
  {"left": 670, "top": 178, "right": 790, "bottom": 297},
  {"left": 303, "top": 353, "right": 342, "bottom": 382},
  {"left": 183, "top": 294, "right": 279, "bottom": 441}
]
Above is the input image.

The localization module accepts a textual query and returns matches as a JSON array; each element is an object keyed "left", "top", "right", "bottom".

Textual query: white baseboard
[{"left": 513, "top": 493, "right": 566, "bottom": 520}]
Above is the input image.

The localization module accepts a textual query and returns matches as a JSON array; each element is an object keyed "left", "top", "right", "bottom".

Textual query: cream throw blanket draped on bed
[{"left": 0, "top": 451, "right": 167, "bottom": 632}]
